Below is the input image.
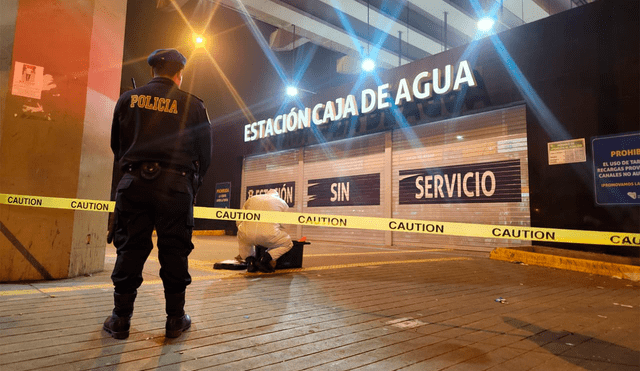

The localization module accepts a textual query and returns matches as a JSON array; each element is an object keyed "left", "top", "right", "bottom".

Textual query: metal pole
[
  {"left": 292, "top": 25, "right": 296, "bottom": 81},
  {"left": 443, "top": 11, "right": 448, "bottom": 51},
  {"left": 398, "top": 31, "right": 402, "bottom": 66},
  {"left": 367, "top": 0, "right": 370, "bottom": 56}
]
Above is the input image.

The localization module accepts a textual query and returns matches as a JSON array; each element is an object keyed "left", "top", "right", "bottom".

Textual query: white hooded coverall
[{"left": 237, "top": 189, "right": 293, "bottom": 261}]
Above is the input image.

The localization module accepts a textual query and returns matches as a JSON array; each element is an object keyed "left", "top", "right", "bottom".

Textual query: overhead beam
[
  {"left": 316, "top": 0, "right": 442, "bottom": 56},
  {"left": 218, "top": 0, "right": 409, "bottom": 68},
  {"left": 502, "top": 0, "right": 548, "bottom": 23},
  {"left": 406, "top": 0, "right": 478, "bottom": 38},
  {"left": 214, "top": 0, "right": 553, "bottom": 71}
]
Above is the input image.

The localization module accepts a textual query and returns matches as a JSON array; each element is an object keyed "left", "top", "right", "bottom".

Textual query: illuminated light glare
[
  {"left": 202, "top": 48, "right": 255, "bottom": 124},
  {"left": 232, "top": 1, "right": 329, "bottom": 146},
  {"left": 456, "top": 135, "right": 464, "bottom": 140},
  {"left": 286, "top": 86, "right": 299, "bottom": 96},
  {"left": 361, "top": 58, "right": 375, "bottom": 72},
  {"left": 160, "top": 2, "right": 254, "bottom": 125},
  {"left": 192, "top": 34, "right": 206, "bottom": 48},
  {"left": 477, "top": 17, "right": 495, "bottom": 32}
]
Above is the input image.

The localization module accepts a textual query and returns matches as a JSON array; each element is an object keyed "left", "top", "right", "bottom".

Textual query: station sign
[{"left": 244, "top": 60, "right": 479, "bottom": 142}]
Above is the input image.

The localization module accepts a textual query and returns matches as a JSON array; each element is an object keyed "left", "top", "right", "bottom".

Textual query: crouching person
[{"left": 237, "top": 189, "right": 293, "bottom": 273}]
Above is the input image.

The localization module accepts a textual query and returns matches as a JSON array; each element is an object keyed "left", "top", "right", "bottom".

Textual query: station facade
[{"left": 214, "top": 0, "right": 639, "bottom": 256}]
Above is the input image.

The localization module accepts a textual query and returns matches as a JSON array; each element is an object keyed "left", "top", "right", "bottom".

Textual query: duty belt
[{"left": 125, "top": 162, "right": 192, "bottom": 180}]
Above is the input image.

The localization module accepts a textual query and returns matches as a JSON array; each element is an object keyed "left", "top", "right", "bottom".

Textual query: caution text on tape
[{"left": 1, "top": 193, "right": 638, "bottom": 247}]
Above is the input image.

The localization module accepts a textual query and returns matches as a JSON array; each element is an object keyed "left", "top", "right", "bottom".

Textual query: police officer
[{"left": 104, "top": 49, "right": 212, "bottom": 339}]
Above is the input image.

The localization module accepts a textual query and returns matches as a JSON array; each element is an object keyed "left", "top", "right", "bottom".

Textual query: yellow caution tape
[
  {"left": 1, "top": 193, "right": 114, "bottom": 212},
  {"left": 1, "top": 193, "right": 638, "bottom": 247}
]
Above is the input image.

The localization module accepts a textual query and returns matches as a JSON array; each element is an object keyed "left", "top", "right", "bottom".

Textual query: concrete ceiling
[{"left": 165, "top": 0, "right": 595, "bottom": 73}]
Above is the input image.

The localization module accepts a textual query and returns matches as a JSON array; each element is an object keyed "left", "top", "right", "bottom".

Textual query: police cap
[{"left": 147, "top": 49, "right": 187, "bottom": 67}]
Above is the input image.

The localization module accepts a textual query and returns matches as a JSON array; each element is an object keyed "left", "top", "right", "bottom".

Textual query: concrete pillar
[{"left": 0, "top": 0, "right": 127, "bottom": 281}]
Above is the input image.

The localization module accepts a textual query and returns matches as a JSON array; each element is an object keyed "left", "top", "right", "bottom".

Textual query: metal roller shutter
[
  {"left": 302, "top": 134, "right": 386, "bottom": 245},
  {"left": 392, "top": 104, "right": 530, "bottom": 251}
]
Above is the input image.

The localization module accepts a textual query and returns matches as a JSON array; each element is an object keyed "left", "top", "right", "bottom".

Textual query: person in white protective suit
[{"left": 237, "top": 189, "right": 293, "bottom": 273}]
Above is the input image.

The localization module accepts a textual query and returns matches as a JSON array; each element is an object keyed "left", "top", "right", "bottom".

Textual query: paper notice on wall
[
  {"left": 11, "top": 62, "right": 44, "bottom": 99},
  {"left": 548, "top": 138, "right": 586, "bottom": 165}
]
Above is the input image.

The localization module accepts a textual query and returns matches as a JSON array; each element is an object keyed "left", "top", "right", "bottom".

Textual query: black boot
[
  {"left": 165, "top": 291, "right": 191, "bottom": 338},
  {"left": 245, "top": 256, "right": 258, "bottom": 273},
  {"left": 103, "top": 291, "right": 137, "bottom": 339},
  {"left": 256, "top": 251, "right": 275, "bottom": 273}
]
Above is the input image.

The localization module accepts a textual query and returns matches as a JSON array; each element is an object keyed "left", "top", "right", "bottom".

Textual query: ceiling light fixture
[
  {"left": 477, "top": 17, "right": 495, "bottom": 32},
  {"left": 286, "top": 86, "right": 298, "bottom": 96},
  {"left": 362, "top": 58, "right": 375, "bottom": 72}
]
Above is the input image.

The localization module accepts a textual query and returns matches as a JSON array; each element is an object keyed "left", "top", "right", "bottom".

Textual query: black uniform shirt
[{"left": 111, "top": 77, "right": 212, "bottom": 179}]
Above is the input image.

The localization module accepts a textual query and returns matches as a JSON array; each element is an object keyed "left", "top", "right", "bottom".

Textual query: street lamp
[{"left": 192, "top": 33, "right": 206, "bottom": 48}]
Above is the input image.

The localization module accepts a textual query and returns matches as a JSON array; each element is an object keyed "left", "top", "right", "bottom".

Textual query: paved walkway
[{"left": 1, "top": 236, "right": 638, "bottom": 370}]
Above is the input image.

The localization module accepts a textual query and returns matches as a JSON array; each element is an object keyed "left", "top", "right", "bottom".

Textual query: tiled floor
[{"left": 1, "top": 236, "right": 638, "bottom": 370}]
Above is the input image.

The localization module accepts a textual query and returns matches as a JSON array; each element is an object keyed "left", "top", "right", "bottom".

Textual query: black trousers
[{"left": 111, "top": 171, "right": 195, "bottom": 295}]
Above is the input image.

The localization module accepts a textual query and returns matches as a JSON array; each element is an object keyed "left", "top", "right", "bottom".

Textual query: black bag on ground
[{"left": 256, "top": 240, "right": 309, "bottom": 269}]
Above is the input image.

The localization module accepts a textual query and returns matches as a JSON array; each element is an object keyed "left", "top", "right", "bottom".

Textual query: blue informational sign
[
  {"left": 592, "top": 132, "right": 640, "bottom": 205},
  {"left": 214, "top": 182, "right": 231, "bottom": 208}
]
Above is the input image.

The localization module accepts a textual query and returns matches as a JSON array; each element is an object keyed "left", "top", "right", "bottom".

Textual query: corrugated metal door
[
  {"left": 392, "top": 104, "right": 530, "bottom": 250},
  {"left": 302, "top": 134, "right": 386, "bottom": 245}
]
